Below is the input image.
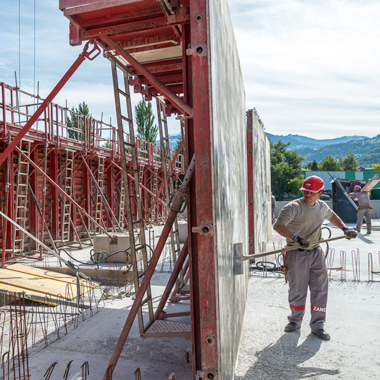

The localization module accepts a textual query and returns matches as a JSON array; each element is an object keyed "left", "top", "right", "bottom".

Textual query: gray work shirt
[
  {"left": 274, "top": 198, "right": 335, "bottom": 249},
  {"left": 349, "top": 191, "right": 370, "bottom": 206}
]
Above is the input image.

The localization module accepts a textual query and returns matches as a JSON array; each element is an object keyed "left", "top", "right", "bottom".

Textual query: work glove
[
  {"left": 342, "top": 227, "right": 357, "bottom": 239},
  {"left": 292, "top": 234, "right": 310, "bottom": 248}
]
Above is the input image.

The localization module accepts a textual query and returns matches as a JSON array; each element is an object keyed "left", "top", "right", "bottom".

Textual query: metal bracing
[{"left": 111, "top": 59, "right": 154, "bottom": 335}]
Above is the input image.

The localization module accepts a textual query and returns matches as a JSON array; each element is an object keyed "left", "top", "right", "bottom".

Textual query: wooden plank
[
  {"left": 0, "top": 264, "right": 99, "bottom": 300},
  {"left": 8, "top": 263, "right": 99, "bottom": 289},
  {"left": 362, "top": 174, "right": 380, "bottom": 192}
]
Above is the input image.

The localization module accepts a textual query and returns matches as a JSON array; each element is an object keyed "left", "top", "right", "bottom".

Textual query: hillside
[
  {"left": 266, "top": 133, "right": 367, "bottom": 150},
  {"left": 267, "top": 133, "right": 380, "bottom": 167}
]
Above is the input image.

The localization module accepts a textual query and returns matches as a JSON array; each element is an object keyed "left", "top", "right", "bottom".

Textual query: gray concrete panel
[
  {"left": 251, "top": 114, "right": 272, "bottom": 253},
  {"left": 209, "top": 1, "right": 249, "bottom": 378}
]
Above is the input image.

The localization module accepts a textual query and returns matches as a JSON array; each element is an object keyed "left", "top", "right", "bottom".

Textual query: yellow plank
[
  {"left": 7, "top": 264, "right": 99, "bottom": 289},
  {"left": 0, "top": 269, "right": 94, "bottom": 300}
]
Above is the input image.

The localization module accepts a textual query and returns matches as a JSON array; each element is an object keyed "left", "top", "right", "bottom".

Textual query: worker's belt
[{"left": 358, "top": 205, "right": 373, "bottom": 211}]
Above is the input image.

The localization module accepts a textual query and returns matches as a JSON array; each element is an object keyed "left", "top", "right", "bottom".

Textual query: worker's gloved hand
[
  {"left": 342, "top": 227, "right": 357, "bottom": 239},
  {"left": 292, "top": 234, "right": 310, "bottom": 248}
]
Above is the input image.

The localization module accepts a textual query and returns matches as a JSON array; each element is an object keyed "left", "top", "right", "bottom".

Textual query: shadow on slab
[{"left": 235, "top": 331, "right": 339, "bottom": 380}]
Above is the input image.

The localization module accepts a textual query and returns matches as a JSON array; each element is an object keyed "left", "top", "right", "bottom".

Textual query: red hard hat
[
  {"left": 300, "top": 176, "right": 325, "bottom": 193},
  {"left": 354, "top": 185, "right": 361, "bottom": 191}
]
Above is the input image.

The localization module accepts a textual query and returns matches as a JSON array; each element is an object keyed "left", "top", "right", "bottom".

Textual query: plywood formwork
[{"left": 57, "top": 1, "right": 262, "bottom": 379}]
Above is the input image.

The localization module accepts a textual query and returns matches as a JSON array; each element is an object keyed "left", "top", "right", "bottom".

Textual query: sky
[{"left": 1, "top": 0, "right": 379, "bottom": 139}]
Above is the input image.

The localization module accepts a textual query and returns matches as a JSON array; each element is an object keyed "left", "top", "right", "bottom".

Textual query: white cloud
[{"left": 228, "top": 0, "right": 380, "bottom": 138}]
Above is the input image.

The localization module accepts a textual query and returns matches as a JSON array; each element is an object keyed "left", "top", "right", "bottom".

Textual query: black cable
[
  {"left": 59, "top": 243, "right": 155, "bottom": 270},
  {"left": 321, "top": 226, "right": 331, "bottom": 258}
]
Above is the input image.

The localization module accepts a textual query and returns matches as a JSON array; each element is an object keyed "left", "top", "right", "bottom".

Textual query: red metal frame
[{"left": 247, "top": 110, "right": 255, "bottom": 255}]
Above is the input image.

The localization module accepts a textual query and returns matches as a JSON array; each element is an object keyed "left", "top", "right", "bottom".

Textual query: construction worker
[
  {"left": 349, "top": 185, "right": 373, "bottom": 234},
  {"left": 273, "top": 175, "right": 357, "bottom": 341}
]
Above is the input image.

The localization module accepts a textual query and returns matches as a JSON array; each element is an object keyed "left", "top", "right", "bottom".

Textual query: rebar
[
  {"left": 43, "top": 361, "right": 58, "bottom": 380},
  {"left": 81, "top": 361, "right": 89, "bottom": 380}
]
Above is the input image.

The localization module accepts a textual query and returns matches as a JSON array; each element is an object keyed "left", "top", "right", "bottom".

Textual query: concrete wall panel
[
  {"left": 209, "top": 1, "right": 248, "bottom": 378},
  {"left": 251, "top": 114, "right": 272, "bottom": 253}
]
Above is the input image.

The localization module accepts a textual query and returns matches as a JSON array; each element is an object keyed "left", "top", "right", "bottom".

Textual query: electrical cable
[{"left": 59, "top": 243, "right": 155, "bottom": 270}]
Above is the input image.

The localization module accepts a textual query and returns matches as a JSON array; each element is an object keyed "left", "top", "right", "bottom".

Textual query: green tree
[
  {"left": 373, "top": 162, "right": 380, "bottom": 170},
  {"left": 338, "top": 151, "right": 359, "bottom": 171},
  {"left": 304, "top": 160, "right": 318, "bottom": 170},
  {"left": 271, "top": 141, "right": 304, "bottom": 200},
  {"left": 66, "top": 101, "right": 91, "bottom": 140},
  {"left": 317, "top": 155, "right": 340, "bottom": 171},
  {"left": 135, "top": 98, "right": 158, "bottom": 143}
]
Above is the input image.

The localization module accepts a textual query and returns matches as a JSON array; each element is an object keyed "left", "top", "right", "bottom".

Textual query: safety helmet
[
  {"left": 354, "top": 185, "right": 361, "bottom": 191},
  {"left": 300, "top": 176, "right": 325, "bottom": 193}
]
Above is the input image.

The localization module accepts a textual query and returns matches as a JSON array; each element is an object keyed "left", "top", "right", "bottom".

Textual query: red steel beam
[
  {"left": 247, "top": 110, "right": 254, "bottom": 255},
  {"left": 0, "top": 41, "right": 101, "bottom": 168},
  {"left": 100, "top": 35, "right": 193, "bottom": 117},
  {"left": 154, "top": 238, "right": 188, "bottom": 320}
]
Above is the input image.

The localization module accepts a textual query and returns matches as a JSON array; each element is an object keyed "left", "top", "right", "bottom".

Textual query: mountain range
[
  {"left": 162, "top": 132, "right": 380, "bottom": 167},
  {"left": 266, "top": 133, "right": 380, "bottom": 167}
]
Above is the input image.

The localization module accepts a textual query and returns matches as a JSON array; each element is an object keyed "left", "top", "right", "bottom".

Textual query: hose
[{"left": 59, "top": 243, "right": 154, "bottom": 270}]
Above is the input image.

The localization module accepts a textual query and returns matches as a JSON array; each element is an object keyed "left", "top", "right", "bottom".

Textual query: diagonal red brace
[
  {"left": 154, "top": 238, "right": 189, "bottom": 320},
  {"left": 0, "top": 40, "right": 101, "bottom": 168}
]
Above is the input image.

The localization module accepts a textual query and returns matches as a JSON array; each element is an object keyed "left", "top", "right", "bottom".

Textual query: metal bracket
[
  {"left": 192, "top": 222, "right": 213, "bottom": 236},
  {"left": 186, "top": 43, "right": 208, "bottom": 57}
]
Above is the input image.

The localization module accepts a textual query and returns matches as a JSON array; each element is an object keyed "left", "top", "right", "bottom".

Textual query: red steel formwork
[
  {"left": 0, "top": 82, "right": 184, "bottom": 261},
  {"left": 58, "top": 1, "right": 250, "bottom": 379}
]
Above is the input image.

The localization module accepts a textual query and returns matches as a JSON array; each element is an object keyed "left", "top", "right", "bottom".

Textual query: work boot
[
  {"left": 284, "top": 322, "right": 301, "bottom": 332},
  {"left": 355, "top": 226, "right": 361, "bottom": 233},
  {"left": 312, "top": 329, "right": 330, "bottom": 341}
]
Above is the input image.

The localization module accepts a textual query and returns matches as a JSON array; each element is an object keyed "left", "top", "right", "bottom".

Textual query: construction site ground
[{"left": 7, "top": 222, "right": 380, "bottom": 379}]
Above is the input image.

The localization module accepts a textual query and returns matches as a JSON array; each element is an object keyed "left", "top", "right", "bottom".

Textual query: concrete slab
[{"left": 235, "top": 222, "right": 380, "bottom": 380}]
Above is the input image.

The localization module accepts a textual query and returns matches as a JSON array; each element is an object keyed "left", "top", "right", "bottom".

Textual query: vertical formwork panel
[
  {"left": 209, "top": 0, "right": 249, "bottom": 378},
  {"left": 190, "top": 0, "right": 249, "bottom": 378},
  {"left": 251, "top": 113, "right": 271, "bottom": 253}
]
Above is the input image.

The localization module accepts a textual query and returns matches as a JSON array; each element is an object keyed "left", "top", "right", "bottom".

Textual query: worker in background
[
  {"left": 273, "top": 175, "right": 357, "bottom": 341},
  {"left": 349, "top": 185, "right": 373, "bottom": 234},
  {"left": 271, "top": 193, "right": 277, "bottom": 224}
]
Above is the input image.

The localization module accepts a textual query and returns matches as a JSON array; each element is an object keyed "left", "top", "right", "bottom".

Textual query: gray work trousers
[
  {"left": 286, "top": 246, "right": 328, "bottom": 330},
  {"left": 356, "top": 209, "right": 372, "bottom": 232}
]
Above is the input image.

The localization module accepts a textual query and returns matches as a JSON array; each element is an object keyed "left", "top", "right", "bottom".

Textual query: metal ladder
[
  {"left": 95, "top": 156, "right": 105, "bottom": 233},
  {"left": 12, "top": 140, "right": 31, "bottom": 254},
  {"left": 111, "top": 59, "right": 154, "bottom": 335},
  {"left": 61, "top": 150, "right": 75, "bottom": 242},
  {"left": 118, "top": 178, "right": 126, "bottom": 229},
  {"left": 151, "top": 167, "right": 158, "bottom": 222},
  {"left": 156, "top": 98, "right": 183, "bottom": 289}
]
